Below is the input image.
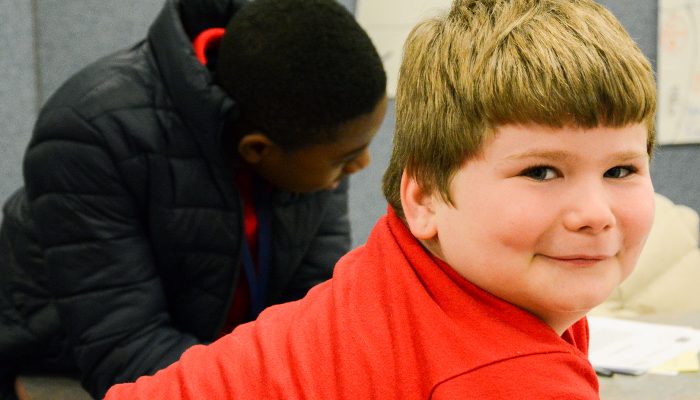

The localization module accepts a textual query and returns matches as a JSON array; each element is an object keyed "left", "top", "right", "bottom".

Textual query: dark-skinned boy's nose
[{"left": 343, "top": 149, "right": 371, "bottom": 174}]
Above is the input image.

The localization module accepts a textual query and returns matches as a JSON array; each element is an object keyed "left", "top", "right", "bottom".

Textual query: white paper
[
  {"left": 657, "top": 0, "right": 700, "bottom": 144},
  {"left": 356, "top": 0, "right": 452, "bottom": 97},
  {"left": 588, "top": 316, "right": 700, "bottom": 375}
]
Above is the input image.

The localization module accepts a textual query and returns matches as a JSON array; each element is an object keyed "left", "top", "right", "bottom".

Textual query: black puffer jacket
[{"left": 0, "top": 0, "right": 351, "bottom": 397}]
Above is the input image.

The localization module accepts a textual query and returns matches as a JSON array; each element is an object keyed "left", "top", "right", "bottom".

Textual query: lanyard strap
[{"left": 240, "top": 176, "right": 272, "bottom": 319}]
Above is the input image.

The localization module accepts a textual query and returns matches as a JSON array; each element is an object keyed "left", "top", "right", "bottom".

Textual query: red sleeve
[
  {"left": 103, "top": 284, "right": 328, "bottom": 399},
  {"left": 431, "top": 353, "right": 599, "bottom": 400},
  {"left": 104, "top": 342, "right": 225, "bottom": 399},
  {"left": 103, "top": 325, "right": 266, "bottom": 399}
]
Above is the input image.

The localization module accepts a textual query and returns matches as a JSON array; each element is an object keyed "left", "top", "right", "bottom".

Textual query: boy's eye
[
  {"left": 604, "top": 165, "right": 636, "bottom": 179},
  {"left": 521, "top": 166, "right": 558, "bottom": 181}
]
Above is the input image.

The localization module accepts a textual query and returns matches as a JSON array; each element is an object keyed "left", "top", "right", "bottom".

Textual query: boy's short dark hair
[{"left": 215, "top": 0, "right": 387, "bottom": 150}]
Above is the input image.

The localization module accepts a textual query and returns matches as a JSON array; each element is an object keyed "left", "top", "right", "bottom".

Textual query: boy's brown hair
[{"left": 382, "top": 0, "right": 656, "bottom": 217}]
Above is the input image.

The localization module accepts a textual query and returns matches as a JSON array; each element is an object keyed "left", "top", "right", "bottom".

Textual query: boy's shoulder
[{"left": 40, "top": 43, "right": 164, "bottom": 122}]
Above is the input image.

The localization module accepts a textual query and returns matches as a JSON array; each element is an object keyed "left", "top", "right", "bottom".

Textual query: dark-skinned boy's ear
[
  {"left": 400, "top": 170, "right": 438, "bottom": 240},
  {"left": 237, "top": 133, "right": 275, "bottom": 164}
]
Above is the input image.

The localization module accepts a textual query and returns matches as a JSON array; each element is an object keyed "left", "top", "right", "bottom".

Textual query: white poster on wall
[
  {"left": 658, "top": 0, "right": 700, "bottom": 144},
  {"left": 356, "top": 0, "right": 452, "bottom": 97}
]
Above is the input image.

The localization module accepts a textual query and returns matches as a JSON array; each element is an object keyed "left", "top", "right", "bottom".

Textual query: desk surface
[
  {"left": 597, "top": 312, "right": 700, "bottom": 400},
  {"left": 15, "top": 374, "right": 90, "bottom": 400},
  {"left": 599, "top": 372, "right": 700, "bottom": 400}
]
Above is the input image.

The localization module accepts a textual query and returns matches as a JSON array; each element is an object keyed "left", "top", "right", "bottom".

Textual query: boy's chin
[{"left": 548, "top": 294, "right": 611, "bottom": 318}]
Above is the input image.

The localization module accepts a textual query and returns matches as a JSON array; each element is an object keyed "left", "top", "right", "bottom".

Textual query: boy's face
[
  {"left": 249, "top": 96, "right": 387, "bottom": 193},
  {"left": 428, "top": 123, "right": 654, "bottom": 332}
]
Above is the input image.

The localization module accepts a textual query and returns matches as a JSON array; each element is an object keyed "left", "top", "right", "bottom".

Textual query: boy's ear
[
  {"left": 238, "top": 133, "right": 275, "bottom": 164},
  {"left": 400, "top": 170, "right": 438, "bottom": 240}
]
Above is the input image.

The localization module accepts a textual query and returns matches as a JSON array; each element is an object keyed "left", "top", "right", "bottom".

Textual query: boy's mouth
[{"left": 542, "top": 254, "right": 612, "bottom": 267}]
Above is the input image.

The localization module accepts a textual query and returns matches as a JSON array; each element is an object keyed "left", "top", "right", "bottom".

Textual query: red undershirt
[
  {"left": 220, "top": 171, "right": 259, "bottom": 336},
  {"left": 193, "top": 28, "right": 258, "bottom": 336}
]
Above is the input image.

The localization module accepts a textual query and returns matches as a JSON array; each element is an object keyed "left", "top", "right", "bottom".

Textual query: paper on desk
[
  {"left": 648, "top": 350, "right": 700, "bottom": 375},
  {"left": 587, "top": 316, "right": 700, "bottom": 375}
]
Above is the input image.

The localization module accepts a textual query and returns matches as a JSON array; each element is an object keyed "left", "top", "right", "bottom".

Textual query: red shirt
[
  {"left": 218, "top": 171, "right": 258, "bottom": 336},
  {"left": 106, "top": 208, "right": 599, "bottom": 399}
]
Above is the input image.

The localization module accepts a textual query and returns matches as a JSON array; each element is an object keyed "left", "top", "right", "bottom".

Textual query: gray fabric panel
[
  {"left": 34, "top": 0, "right": 162, "bottom": 104},
  {"left": 0, "top": 0, "right": 36, "bottom": 207},
  {"left": 349, "top": 99, "right": 395, "bottom": 246},
  {"left": 652, "top": 145, "right": 700, "bottom": 214},
  {"left": 34, "top": 1, "right": 354, "bottom": 104},
  {"left": 338, "top": 0, "right": 356, "bottom": 13},
  {"left": 598, "top": 0, "right": 658, "bottom": 69}
]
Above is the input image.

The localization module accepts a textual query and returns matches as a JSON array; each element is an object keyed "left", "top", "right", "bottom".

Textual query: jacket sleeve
[
  {"left": 23, "top": 107, "right": 199, "bottom": 399},
  {"left": 281, "top": 179, "right": 351, "bottom": 302}
]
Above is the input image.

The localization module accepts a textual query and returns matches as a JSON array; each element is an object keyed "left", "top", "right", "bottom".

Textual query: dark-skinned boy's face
[{"left": 247, "top": 96, "right": 388, "bottom": 193}]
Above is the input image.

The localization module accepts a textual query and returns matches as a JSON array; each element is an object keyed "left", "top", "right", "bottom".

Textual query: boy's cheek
[
  {"left": 627, "top": 185, "right": 656, "bottom": 244},
  {"left": 620, "top": 186, "right": 656, "bottom": 275}
]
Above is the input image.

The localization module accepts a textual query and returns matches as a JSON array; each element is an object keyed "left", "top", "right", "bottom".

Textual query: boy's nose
[
  {"left": 343, "top": 149, "right": 371, "bottom": 175},
  {"left": 562, "top": 184, "right": 616, "bottom": 234}
]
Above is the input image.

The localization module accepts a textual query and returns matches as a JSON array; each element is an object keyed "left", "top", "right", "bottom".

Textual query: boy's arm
[
  {"left": 280, "top": 178, "right": 351, "bottom": 302},
  {"left": 104, "top": 336, "right": 251, "bottom": 400},
  {"left": 431, "top": 353, "right": 599, "bottom": 399},
  {"left": 103, "top": 342, "right": 226, "bottom": 400},
  {"left": 104, "top": 315, "right": 278, "bottom": 400},
  {"left": 24, "top": 108, "right": 199, "bottom": 398}
]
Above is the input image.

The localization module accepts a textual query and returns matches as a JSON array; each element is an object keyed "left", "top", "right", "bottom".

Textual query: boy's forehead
[
  {"left": 334, "top": 96, "right": 387, "bottom": 140},
  {"left": 483, "top": 123, "right": 649, "bottom": 153}
]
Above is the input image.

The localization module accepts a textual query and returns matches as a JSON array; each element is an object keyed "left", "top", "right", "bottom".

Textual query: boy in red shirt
[{"left": 105, "top": 0, "right": 656, "bottom": 398}]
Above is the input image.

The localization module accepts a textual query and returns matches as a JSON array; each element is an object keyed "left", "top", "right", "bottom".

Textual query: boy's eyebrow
[
  {"left": 506, "top": 150, "right": 647, "bottom": 162},
  {"left": 612, "top": 151, "right": 650, "bottom": 161},
  {"left": 507, "top": 150, "right": 570, "bottom": 162}
]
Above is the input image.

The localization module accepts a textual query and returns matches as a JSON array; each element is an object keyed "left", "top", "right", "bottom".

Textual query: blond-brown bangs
[{"left": 470, "top": 2, "right": 656, "bottom": 142}]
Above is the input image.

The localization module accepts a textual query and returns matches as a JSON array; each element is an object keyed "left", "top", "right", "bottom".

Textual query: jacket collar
[
  {"left": 147, "top": 0, "right": 239, "bottom": 169},
  {"left": 179, "top": 0, "right": 245, "bottom": 40}
]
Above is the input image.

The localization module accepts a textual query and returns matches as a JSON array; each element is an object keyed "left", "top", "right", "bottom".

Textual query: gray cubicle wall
[
  {"left": 0, "top": 0, "right": 665, "bottom": 246},
  {"left": 0, "top": 0, "right": 162, "bottom": 212},
  {"left": 0, "top": 0, "right": 37, "bottom": 211},
  {"left": 34, "top": 1, "right": 163, "bottom": 100},
  {"left": 599, "top": 0, "right": 658, "bottom": 70}
]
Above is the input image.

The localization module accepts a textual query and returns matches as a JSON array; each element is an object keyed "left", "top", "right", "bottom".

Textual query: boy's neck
[{"left": 528, "top": 309, "right": 588, "bottom": 336}]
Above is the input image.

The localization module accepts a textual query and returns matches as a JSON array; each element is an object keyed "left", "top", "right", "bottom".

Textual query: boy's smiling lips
[{"left": 540, "top": 254, "right": 613, "bottom": 267}]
